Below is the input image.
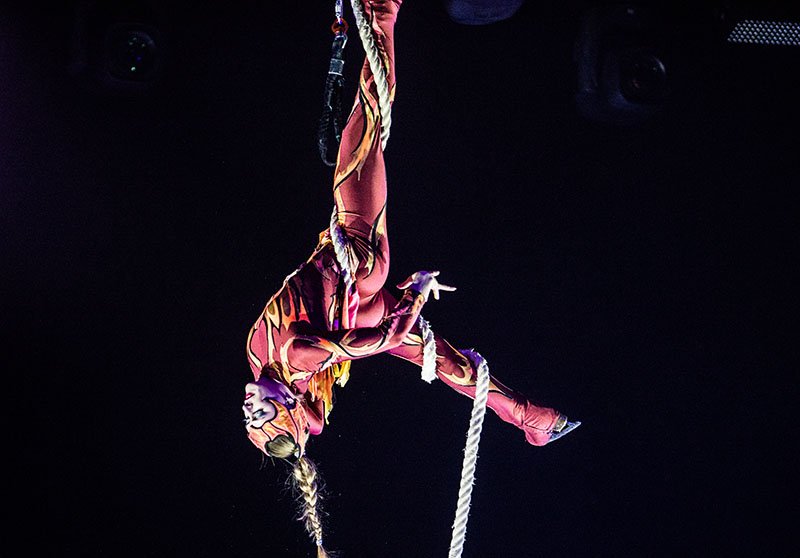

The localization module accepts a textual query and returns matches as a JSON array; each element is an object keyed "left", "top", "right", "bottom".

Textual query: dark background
[{"left": 3, "top": 1, "right": 798, "bottom": 556}]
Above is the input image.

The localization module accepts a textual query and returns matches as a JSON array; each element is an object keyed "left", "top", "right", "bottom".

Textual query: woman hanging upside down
[{"left": 242, "top": 1, "right": 578, "bottom": 555}]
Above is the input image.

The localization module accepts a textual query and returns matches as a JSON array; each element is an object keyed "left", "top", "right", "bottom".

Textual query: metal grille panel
[{"left": 727, "top": 19, "right": 800, "bottom": 46}]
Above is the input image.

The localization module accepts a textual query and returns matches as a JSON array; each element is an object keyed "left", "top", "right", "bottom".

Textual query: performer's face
[
  {"left": 243, "top": 382, "right": 279, "bottom": 427},
  {"left": 243, "top": 379, "right": 309, "bottom": 456}
]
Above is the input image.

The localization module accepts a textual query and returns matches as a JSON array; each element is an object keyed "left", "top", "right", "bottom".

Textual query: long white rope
[
  {"left": 334, "top": 5, "right": 490, "bottom": 557},
  {"left": 448, "top": 349, "right": 490, "bottom": 558},
  {"left": 349, "top": 0, "right": 393, "bottom": 149}
]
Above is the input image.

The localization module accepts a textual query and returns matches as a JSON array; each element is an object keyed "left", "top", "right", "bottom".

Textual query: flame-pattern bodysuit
[{"left": 246, "top": 0, "right": 563, "bottom": 448}]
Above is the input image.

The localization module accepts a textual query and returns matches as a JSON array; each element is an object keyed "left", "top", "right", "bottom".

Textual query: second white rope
[{"left": 448, "top": 349, "right": 491, "bottom": 558}]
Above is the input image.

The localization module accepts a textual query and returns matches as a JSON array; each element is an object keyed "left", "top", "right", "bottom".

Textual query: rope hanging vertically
[
  {"left": 448, "top": 349, "right": 491, "bottom": 558},
  {"left": 349, "top": 0, "right": 393, "bottom": 149},
  {"left": 327, "top": 4, "right": 489, "bottom": 558}
]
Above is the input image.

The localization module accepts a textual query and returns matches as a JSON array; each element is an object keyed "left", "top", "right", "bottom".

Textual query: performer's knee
[
  {"left": 341, "top": 225, "right": 389, "bottom": 299},
  {"left": 355, "top": 253, "right": 389, "bottom": 298}
]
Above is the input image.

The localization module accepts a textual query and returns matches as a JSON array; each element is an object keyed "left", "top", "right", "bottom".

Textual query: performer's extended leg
[
  {"left": 331, "top": 0, "right": 401, "bottom": 307},
  {"left": 371, "top": 290, "right": 566, "bottom": 446}
]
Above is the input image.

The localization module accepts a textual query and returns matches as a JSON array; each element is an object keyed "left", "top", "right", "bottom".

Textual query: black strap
[{"left": 318, "top": 31, "right": 347, "bottom": 167}]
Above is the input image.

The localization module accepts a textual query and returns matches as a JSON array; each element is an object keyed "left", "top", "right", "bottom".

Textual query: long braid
[{"left": 291, "top": 456, "right": 330, "bottom": 558}]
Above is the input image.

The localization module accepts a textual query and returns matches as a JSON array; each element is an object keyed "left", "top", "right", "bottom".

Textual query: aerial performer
[{"left": 241, "top": 1, "right": 580, "bottom": 556}]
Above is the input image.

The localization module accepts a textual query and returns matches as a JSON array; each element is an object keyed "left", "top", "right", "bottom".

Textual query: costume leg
[
  {"left": 372, "top": 289, "right": 565, "bottom": 446},
  {"left": 332, "top": 0, "right": 401, "bottom": 302}
]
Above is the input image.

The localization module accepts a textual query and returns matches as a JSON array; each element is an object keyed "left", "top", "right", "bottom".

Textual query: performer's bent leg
[
  {"left": 331, "top": 0, "right": 401, "bottom": 302},
  {"left": 372, "top": 291, "right": 564, "bottom": 446}
]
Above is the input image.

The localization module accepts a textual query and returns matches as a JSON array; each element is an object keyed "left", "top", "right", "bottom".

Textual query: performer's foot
[
  {"left": 361, "top": 0, "right": 402, "bottom": 25},
  {"left": 521, "top": 410, "right": 581, "bottom": 446},
  {"left": 548, "top": 414, "right": 581, "bottom": 443},
  {"left": 455, "top": 350, "right": 579, "bottom": 447},
  {"left": 358, "top": 0, "right": 401, "bottom": 94}
]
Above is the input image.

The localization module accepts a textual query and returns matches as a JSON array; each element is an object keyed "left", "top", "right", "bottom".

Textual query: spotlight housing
[
  {"left": 574, "top": 4, "right": 670, "bottom": 125},
  {"left": 104, "top": 24, "right": 160, "bottom": 82},
  {"left": 68, "top": 0, "right": 166, "bottom": 94}
]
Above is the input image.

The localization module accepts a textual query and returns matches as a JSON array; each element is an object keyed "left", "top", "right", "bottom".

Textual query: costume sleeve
[
  {"left": 304, "top": 395, "right": 326, "bottom": 435},
  {"left": 283, "top": 289, "right": 425, "bottom": 377}
]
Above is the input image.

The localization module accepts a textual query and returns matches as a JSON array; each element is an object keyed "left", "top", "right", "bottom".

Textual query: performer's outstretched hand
[{"left": 397, "top": 271, "right": 456, "bottom": 301}]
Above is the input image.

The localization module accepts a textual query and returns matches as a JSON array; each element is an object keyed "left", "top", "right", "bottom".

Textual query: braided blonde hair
[
  {"left": 265, "top": 436, "right": 331, "bottom": 557},
  {"left": 291, "top": 456, "right": 330, "bottom": 558}
]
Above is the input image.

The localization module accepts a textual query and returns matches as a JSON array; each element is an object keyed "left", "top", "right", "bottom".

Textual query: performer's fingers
[
  {"left": 396, "top": 274, "right": 416, "bottom": 289},
  {"left": 432, "top": 284, "right": 456, "bottom": 300}
]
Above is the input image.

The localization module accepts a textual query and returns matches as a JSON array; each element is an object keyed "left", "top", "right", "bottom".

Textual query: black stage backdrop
[{"left": 3, "top": 1, "right": 797, "bottom": 556}]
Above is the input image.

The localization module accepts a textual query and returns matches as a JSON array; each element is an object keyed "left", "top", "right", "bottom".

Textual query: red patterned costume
[{"left": 245, "top": 0, "right": 572, "bottom": 457}]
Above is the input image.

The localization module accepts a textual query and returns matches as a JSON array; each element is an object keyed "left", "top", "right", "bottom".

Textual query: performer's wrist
[{"left": 408, "top": 288, "right": 424, "bottom": 299}]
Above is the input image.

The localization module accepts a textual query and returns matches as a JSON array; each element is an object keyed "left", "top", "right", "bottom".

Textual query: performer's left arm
[
  {"left": 286, "top": 271, "right": 454, "bottom": 376},
  {"left": 287, "top": 288, "right": 425, "bottom": 373},
  {"left": 304, "top": 395, "right": 326, "bottom": 435}
]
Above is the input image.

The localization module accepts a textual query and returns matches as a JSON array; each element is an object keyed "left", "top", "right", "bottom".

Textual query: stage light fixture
[
  {"left": 104, "top": 24, "right": 159, "bottom": 82},
  {"left": 68, "top": 0, "right": 165, "bottom": 94},
  {"left": 574, "top": 4, "right": 670, "bottom": 126}
]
